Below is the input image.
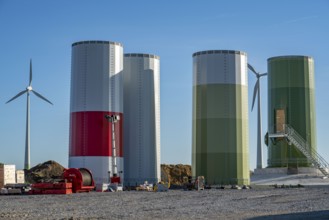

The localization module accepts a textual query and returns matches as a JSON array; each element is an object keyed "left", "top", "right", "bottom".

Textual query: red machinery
[
  {"left": 31, "top": 168, "right": 95, "bottom": 194},
  {"left": 110, "top": 174, "right": 121, "bottom": 184},
  {"left": 62, "top": 168, "right": 95, "bottom": 193}
]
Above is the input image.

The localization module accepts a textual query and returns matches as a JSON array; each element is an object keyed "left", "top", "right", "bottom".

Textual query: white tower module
[
  {"left": 69, "top": 41, "right": 124, "bottom": 185},
  {"left": 123, "top": 53, "right": 161, "bottom": 186}
]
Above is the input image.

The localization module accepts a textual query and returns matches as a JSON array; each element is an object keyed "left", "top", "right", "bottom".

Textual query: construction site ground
[
  {"left": 1, "top": 186, "right": 329, "bottom": 219},
  {"left": 251, "top": 173, "right": 329, "bottom": 186}
]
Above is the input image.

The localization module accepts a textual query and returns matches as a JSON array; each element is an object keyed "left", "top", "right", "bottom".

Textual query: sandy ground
[{"left": 1, "top": 186, "right": 329, "bottom": 219}]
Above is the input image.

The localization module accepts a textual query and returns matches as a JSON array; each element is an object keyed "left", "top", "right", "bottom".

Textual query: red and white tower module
[{"left": 69, "top": 40, "right": 124, "bottom": 185}]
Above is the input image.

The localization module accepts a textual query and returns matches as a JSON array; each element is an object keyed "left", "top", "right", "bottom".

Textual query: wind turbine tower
[
  {"left": 6, "top": 59, "right": 53, "bottom": 170},
  {"left": 248, "top": 64, "right": 267, "bottom": 169}
]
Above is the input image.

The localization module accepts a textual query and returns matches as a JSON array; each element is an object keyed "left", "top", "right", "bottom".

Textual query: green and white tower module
[
  {"left": 267, "top": 56, "right": 316, "bottom": 168},
  {"left": 192, "top": 50, "right": 250, "bottom": 185}
]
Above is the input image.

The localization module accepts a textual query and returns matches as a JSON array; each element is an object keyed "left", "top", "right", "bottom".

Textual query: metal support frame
[{"left": 105, "top": 115, "right": 120, "bottom": 177}]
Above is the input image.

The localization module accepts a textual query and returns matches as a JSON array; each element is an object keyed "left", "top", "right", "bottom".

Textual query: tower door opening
[{"left": 275, "top": 109, "right": 285, "bottom": 133}]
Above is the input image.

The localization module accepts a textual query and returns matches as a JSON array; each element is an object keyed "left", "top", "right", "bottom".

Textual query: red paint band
[{"left": 69, "top": 111, "right": 123, "bottom": 157}]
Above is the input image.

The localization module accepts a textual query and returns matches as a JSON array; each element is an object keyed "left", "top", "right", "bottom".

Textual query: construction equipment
[
  {"left": 195, "top": 176, "right": 205, "bottom": 190},
  {"left": 1, "top": 188, "right": 22, "bottom": 195},
  {"left": 183, "top": 176, "right": 205, "bottom": 190},
  {"left": 108, "top": 172, "right": 123, "bottom": 192},
  {"left": 183, "top": 176, "right": 194, "bottom": 190},
  {"left": 31, "top": 168, "right": 95, "bottom": 194},
  {"left": 154, "top": 182, "right": 170, "bottom": 192},
  {"left": 96, "top": 183, "right": 110, "bottom": 192},
  {"left": 62, "top": 168, "right": 95, "bottom": 193},
  {"left": 105, "top": 115, "right": 124, "bottom": 192},
  {"left": 136, "top": 181, "right": 154, "bottom": 191},
  {"left": 0, "top": 183, "right": 31, "bottom": 195},
  {"left": 30, "top": 182, "right": 73, "bottom": 195}
]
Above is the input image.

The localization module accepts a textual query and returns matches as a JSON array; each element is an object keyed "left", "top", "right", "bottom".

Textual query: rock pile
[
  {"left": 25, "top": 160, "right": 65, "bottom": 183},
  {"left": 161, "top": 164, "right": 191, "bottom": 185}
]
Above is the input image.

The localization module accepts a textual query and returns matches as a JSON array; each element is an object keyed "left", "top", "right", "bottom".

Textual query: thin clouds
[
  {"left": 201, "top": 13, "right": 238, "bottom": 22},
  {"left": 269, "top": 15, "right": 319, "bottom": 28},
  {"left": 284, "top": 15, "right": 319, "bottom": 24}
]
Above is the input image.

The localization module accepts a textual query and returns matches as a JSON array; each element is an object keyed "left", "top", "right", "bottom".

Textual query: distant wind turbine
[
  {"left": 6, "top": 59, "right": 53, "bottom": 170},
  {"left": 248, "top": 63, "right": 267, "bottom": 169}
]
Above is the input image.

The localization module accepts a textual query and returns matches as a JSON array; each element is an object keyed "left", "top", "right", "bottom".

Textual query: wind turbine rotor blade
[
  {"left": 251, "top": 80, "right": 259, "bottom": 111},
  {"left": 29, "top": 59, "right": 32, "bottom": 86},
  {"left": 6, "top": 90, "right": 27, "bottom": 104},
  {"left": 260, "top": 73, "right": 268, "bottom": 77},
  {"left": 32, "top": 90, "right": 53, "bottom": 105},
  {"left": 248, "top": 63, "right": 258, "bottom": 76}
]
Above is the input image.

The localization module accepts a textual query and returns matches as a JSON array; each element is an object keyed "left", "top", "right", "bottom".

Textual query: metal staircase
[{"left": 269, "top": 124, "right": 329, "bottom": 178}]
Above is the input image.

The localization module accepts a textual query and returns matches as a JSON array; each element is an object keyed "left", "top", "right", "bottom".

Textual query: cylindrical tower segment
[
  {"left": 69, "top": 40, "right": 124, "bottom": 185},
  {"left": 192, "top": 50, "right": 249, "bottom": 185},
  {"left": 123, "top": 53, "right": 161, "bottom": 186},
  {"left": 267, "top": 55, "right": 316, "bottom": 167}
]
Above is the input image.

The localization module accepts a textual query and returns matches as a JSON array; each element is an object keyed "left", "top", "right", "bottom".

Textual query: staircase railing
[{"left": 284, "top": 124, "right": 329, "bottom": 177}]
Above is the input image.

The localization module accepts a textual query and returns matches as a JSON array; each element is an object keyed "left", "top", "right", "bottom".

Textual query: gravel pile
[
  {"left": 25, "top": 160, "right": 65, "bottom": 183},
  {"left": 1, "top": 186, "right": 329, "bottom": 219}
]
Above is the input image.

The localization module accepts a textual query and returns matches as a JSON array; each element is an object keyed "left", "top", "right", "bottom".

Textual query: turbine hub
[{"left": 27, "top": 86, "right": 32, "bottom": 91}]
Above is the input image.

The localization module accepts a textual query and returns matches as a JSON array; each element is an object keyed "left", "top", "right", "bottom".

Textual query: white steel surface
[
  {"left": 123, "top": 54, "right": 161, "bottom": 186},
  {"left": 70, "top": 41, "right": 123, "bottom": 113},
  {"left": 193, "top": 51, "right": 247, "bottom": 86}
]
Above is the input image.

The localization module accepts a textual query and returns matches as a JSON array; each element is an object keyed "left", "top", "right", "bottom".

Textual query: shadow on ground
[{"left": 248, "top": 210, "right": 329, "bottom": 220}]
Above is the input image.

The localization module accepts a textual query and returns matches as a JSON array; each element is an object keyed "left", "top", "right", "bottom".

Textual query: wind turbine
[
  {"left": 248, "top": 63, "right": 267, "bottom": 169},
  {"left": 6, "top": 59, "right": 53, "bottom": 170}
]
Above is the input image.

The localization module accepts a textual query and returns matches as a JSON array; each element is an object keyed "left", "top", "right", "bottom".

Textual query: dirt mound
[
  {"left": 25, "top": 160, "right": 65, "bottom": 183},
  {"left": 161, "top": 164, "right": 191, "bottom": 185}
]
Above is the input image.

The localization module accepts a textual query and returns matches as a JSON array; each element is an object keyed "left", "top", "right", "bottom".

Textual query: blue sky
[{"left": 0, "top": 0, "right": 328, "bottom": 170}]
